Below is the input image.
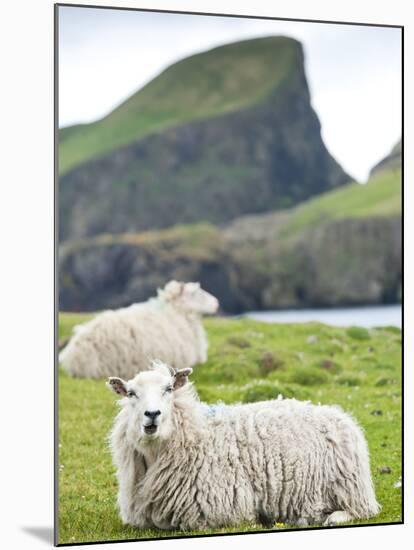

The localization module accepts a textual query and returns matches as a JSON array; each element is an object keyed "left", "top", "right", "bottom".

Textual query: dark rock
[{"left": 379, "top": 466, "right": 392, "bottom": 474}]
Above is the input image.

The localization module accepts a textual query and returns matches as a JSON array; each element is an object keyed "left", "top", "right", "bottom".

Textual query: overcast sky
[{"left": 58, "top": 6, "right": 402, "bottom": 181}]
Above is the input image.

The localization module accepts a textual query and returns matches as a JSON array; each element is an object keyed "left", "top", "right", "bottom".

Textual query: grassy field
[
  {"left": 280, "top": 167, "right": 402, "bottom": 239},
  {"left": 59, "top": 36, "right": 299, "bottom": 175},
  {"left": 58, "top": 313, "right": 402, "bottom": 544}
]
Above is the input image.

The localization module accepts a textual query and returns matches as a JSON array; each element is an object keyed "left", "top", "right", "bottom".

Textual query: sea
[{"left": 244, "top": 304, "right": 402, "bottom": 328}]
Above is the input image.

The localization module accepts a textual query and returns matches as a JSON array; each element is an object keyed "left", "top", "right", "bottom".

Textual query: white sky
[{"left": 58, "top": 6, "right": 402, "bottom": 181}]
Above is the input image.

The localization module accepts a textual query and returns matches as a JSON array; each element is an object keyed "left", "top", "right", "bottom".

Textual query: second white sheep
[{"left": 59, "top": 281, "right": 219, "bottom": 379}]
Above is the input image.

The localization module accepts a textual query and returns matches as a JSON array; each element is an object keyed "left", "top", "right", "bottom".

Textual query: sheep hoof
[
  {"left": 323, "top": 511, "right": 352, "bottom": 526},
  {"left": 152, "top": 518, "right": 172, "bottom": 530}
]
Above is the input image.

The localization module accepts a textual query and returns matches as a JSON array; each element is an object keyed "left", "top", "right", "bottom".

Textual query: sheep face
[
  {"left": 161, "top": 280, "right": 219, "bottom": 314},
  {"left": 107, "top": 363, "right": 192, "bottom": 443},
  {"left": 181, "top": 282, "right": 219, "bottom": 314}
]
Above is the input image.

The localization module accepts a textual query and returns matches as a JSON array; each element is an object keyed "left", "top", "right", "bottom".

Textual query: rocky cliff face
[
  {"left": 59, "top": 157, "right": 402, "bottom": 313},
  {"left": 239, "top": 216, "right": 402, "bottom": 309},
  {"left": 58, "top": 226, "right": 236, "bottom": 312},
  {"left": 59, "top": 37, "right": 349, "bottom": 241},
  {"left": 59, "top": 213, "right": 401, "bottom": 314}
]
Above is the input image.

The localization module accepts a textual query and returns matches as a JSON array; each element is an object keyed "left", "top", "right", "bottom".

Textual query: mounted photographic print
[{"left": 55, "top": 3, "right": 403, "bottom": 545}]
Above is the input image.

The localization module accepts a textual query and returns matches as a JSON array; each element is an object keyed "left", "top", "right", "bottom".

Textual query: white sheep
[
  {"left": 59, "top": 281, "right": 219, "bottom": 379},
  {"left": 107, "top": 361, "right": 380, "bottom": 531}
]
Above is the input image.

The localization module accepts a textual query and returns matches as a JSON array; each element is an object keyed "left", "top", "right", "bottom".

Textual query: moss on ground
[{"left": 58, "top": 314, "right": 402, "bottom": 544}]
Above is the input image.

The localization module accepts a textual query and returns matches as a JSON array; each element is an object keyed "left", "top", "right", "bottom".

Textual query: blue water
[{"left": 244, "top": 304, "right": 401, "bottom": 328}]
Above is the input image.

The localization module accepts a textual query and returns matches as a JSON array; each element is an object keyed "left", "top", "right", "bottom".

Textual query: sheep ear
[
  {"left": 107, "top": 377, "right": 128, "bottom": 396},
  {"left": 173, "top": 368, "right": 193, "bottom": 390},
  {"left": 165, "top": 280, "right": 183, "bottom": 295}
]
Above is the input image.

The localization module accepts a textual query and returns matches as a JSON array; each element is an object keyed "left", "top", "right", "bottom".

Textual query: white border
[{"left": 0, "top": 1, "right": 411, "bottom": 549}]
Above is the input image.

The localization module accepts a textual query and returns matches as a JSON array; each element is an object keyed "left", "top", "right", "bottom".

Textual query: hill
[
  {"left": 370, "top": 140, "right": 402, "bottom": 177},
  {"left": 60, "top": 36, "right": 303, "bottom": 175},
  {"left": 59, "top": 167, "right": 401, "bottom": 313},
  {"left": 274, "top": 164, "right": 401, "bottom": 238},
  {"left": 58, "top": 36, "right": 349, "bottom": 241}
]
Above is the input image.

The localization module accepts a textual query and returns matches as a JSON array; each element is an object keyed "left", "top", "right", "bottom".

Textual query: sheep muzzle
[{"left": 144, "top": 424, "right": 158, "bottom": 435}]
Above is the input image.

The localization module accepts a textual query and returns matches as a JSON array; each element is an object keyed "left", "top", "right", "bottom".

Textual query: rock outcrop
[
  {"left": 59, "top": 212, "right": 401, "bottom": 313},
  {"left": 59, "top": 37, "right": 349, "bottom": 241}
]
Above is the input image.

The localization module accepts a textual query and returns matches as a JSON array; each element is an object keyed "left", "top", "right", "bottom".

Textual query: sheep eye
[
  {"left": 127, "top": 390, "right": 137, "bottom": 398},
  {"left": 164, "top": 386, "right": 173, "bottom": 394}
]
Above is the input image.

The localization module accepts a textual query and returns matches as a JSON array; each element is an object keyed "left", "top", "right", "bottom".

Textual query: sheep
[
  {"left": 107, "top": 361, "right": 380, "bottom": 531},
  {"left": 59, "top": 281, "right": 219, "bottom": 379}
]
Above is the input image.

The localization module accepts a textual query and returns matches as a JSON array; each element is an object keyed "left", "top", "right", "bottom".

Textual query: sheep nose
[{"left": 144, "top": 410, "right": 161, "bottom": 420}]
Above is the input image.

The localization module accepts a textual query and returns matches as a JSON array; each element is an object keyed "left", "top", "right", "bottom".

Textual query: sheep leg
[
  {"left": 116, "top": 450, "right": 147, "bottom": 526},
  {"left": 323, "top": 511, "right": 353, "bottom": 526},
  {"left": 151, "top": 517, "right": 173, "bottom": 530}
]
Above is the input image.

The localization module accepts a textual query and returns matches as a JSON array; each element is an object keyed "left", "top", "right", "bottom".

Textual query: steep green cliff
[{"left": 59, "top": 36, "right": 349, "bottom": 241}]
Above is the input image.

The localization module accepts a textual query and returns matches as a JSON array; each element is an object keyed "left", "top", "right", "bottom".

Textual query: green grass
[
  {"left": 279, "top": 168, "right": 401, "bottom": 239},
  {"left": 59, "top": 36, "right": 300, "bottom": 175},
  {"left": 58, "top": 314, "right": 402, "bottom": 544}
]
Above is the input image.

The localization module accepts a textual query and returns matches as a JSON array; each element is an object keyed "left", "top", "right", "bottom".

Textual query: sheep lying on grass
[
  {"left": 59, "top": 281, "right": 219, "bottom": 379},
  {"left": 107, "top": 361, "right": 380, "bottom": 531}
]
